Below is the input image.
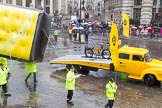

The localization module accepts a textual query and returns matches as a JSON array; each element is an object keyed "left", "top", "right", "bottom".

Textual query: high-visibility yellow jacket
[
  {"left": 0, "top": 57, "right": 7, "bottom": 68},
  {"left": 54, "top": 29, "right": 59, "bottom": 36},
  {"left": 65, "top": 70, "right": 80, "bottom": 90},
  {"left": 106, "top": 81, "right": 118, "bottom": 100},
  {"left": 25, "top": 62, "right": 37, "bottom": 73},
  {"left": 0, "top": 68, "right": 7, "bottom": 85}
]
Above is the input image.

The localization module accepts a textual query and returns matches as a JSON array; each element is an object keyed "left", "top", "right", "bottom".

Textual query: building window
[
  {"left": 16, "top": 0, "right": 22, "bottom": 6},
  {"left": 45, "top": 0, "right": 50, "bottom": 5},
  {"left": 36, "top": 0, "right": 42, "bottom": 9},
  {"left": 45, "top": 7, "right": 50, "bottom": 14},
  {"left": 98, "top": 8, "right": 100, "bottom": 11},
  {"left": 6, "top": 0, "right": 12, "bottom": 4},
  {"left": 26, "top": 0, "right": 31, "bottom": 7},
  {"left": 134, "top": 0, "right": 142, "bottom": 5},
  {"left": 152, "top": 8, "right": 158, "bottom": 19},
  {"left": 153, "top": 0, "right": 157, "bottom": 5},
  {"left": 133, "top": 8, "right": 141, "bottom": 19}
]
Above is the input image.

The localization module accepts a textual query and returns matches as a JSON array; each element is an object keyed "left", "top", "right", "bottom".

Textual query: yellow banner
[
  {"left": 0, "top": 5, "right": 39, "bottom": 60},
  {"left": 122, "top": 13, "right": 130, "bottom": 37},
  {"left": 109, "top": 23, "right": 118, "bottom": 66}
]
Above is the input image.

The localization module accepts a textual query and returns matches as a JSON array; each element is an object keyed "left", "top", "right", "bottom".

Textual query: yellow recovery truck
[{"left": 50, "top": 23, "right": 162, "bottom": 86}]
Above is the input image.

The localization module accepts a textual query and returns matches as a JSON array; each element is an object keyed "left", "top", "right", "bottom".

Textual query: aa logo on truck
[
  {"left": 123, "top": 20, "right": 127, "bottom": 26},
  {"left": 112, "top": 36, "right": 116, "bottom": 46}
]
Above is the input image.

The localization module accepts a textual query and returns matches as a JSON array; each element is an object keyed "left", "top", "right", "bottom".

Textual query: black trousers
[
  {"left": 67, "top": 90, "right": 73, "bottom": 101},
  {"left": 0, "top": 83, "right": 7, "bottom": 93},
  {"left": 54, "top": 35, "right": 57, "bottom": 42},
  {"left": 105, "top": 100, "right": 114, "bottom": 108},
  {"left": 25, "top": 73, "right": 37, "bottom": 82}
]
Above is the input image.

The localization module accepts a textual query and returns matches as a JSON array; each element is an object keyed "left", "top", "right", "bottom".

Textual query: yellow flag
[
  {"left": 122, "top": 13, "right": 130, "bottom": 37},
  {"left": 109, "top": 23, "right": 119, "bottom": 66}
]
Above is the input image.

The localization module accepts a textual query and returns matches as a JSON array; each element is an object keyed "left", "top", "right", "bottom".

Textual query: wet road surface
[{"left": 2, "top": 34, "right": 162, "bottom": 108}]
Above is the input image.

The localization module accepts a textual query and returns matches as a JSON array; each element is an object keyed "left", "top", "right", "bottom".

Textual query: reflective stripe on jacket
[
  {"left": 106, "top": 81, "right": 117, "bottom": 100},
  {"left": 25, "top": 62, "right": 37, "bottom": 73},
  {"left": 65, "top": 70, "right": 79, "bottom": 90},
  {"left": 0, "top": 68, "right": 7, "bottom": 85}
]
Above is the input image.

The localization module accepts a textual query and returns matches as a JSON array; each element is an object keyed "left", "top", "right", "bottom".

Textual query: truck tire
[
  {"left": 144, "top": 74, "right": 156, "bottom": 86},
  {"left": 80, "top": 67, "right": 90, "bottom": 75},
  {"left": 73, "top": 65, "right": 80, "bottom": 73},
  {"left": 102, "top": 49, "right": 111, "bottom": 59},
  {"left": 84, "top": 48, "right": 93, "bottom": 58}
]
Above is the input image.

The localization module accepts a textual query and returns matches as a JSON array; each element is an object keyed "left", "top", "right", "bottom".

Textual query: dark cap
[
  {"left": 109, "top": 78, "right": 114, "bottom": 82},
  {"left": 70, "top": 66, "right": 74, "bottom": 69}
]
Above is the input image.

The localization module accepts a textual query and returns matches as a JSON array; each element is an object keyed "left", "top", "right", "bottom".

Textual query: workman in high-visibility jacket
[
  {"left": 25, "top": 62, "right": 37, "bottom": 82},
  {"left": 105, "top": 78, "right": 118, "bottom": 108},
  {"left": 0, "top": 63, "right": 11, "bottom": 97},
  {"left": 0, "top": 57, "right": 11, "bottom": 80},
  {"left": 65, "top": 66, "right": 81, "bottom": 106},
  {"left": 53, "top": 29, "right": 60, "bottom": 43}
]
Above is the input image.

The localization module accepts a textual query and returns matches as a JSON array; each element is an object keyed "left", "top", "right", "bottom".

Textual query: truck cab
[{"left": 115, "top": 46, "right": 162, "bottom": 86}]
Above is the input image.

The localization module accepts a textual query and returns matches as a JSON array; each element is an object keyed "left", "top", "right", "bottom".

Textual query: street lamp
[
  {"left": 80, "top": 0, "right": 85, "bottom": 20},
  {"left": 68, "top": 0, "right": 73, "bottom": 19},
  {"left": 80, "top": 0, "right": 81, "bottom": 19}
]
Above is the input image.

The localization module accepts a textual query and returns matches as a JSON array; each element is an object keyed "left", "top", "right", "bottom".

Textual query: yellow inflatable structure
[{"left": 0, "top": 4, "right": 51, "bottom": 62}]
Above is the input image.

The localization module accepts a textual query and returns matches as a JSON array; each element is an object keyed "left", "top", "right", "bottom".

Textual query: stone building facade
[
  {"left": 0, "top": 0, "right": 69, "bottom": 16},
  {"left": 104, "top": 0, "right": 161, "bottom": 25}
]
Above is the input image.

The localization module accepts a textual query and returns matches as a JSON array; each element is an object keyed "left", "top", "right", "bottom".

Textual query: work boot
[
  {"left": 4, "top": 93, "right": 11, "bottom": 97},
  {"left": 105, "top": 104, "right": 108, "bottom": 108}
]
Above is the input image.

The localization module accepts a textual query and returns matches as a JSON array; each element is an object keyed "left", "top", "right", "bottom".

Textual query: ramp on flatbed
[{"left": 50, "top": 55, "right": 112, "bottom": 70}]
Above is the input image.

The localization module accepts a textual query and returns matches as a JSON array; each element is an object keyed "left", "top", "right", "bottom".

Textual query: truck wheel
[
  {"left": 144, "top": 74, "right": 156, "bottom": 86},
  {"left": 73, "top": 65, "right": 80, "bottom": 73},
  {"left": 102, "top": 49, "right": 111, "bottom": 59},
  {"left": 84, "top": 49, "right": 93, "bottom": 58},
  {"left": 80, "top": 67, "right": 89, "bottom": 75}
]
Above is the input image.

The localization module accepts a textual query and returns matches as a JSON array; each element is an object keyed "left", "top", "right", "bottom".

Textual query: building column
[
  {"left": 41, "top": 0, "right": 44, "bottom": 10},
  {"left": 3, "top": 0, "right": 6, "bottom": 3},
  {"left": 50, "top": 0, "right": 53, "bottom": 15},
  {"left": 22, "top": 0, "right": 26, "bottom": 7},
  {"left": 13, "top": 0, "right": 16, "bottom": 5},
  {"left": 140, "top": 0, "right": 153, "bottom": 24},
  {"left": 122, "top": 0, "right": 133, "bottom": 18}
]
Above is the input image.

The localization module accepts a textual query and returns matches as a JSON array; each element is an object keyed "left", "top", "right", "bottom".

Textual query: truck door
[
  {"left": 116, "top": 53, "right": 130, "bottom": 72},
  {"left": 129, "top": 55, "right": 145, "bottom": 76}
]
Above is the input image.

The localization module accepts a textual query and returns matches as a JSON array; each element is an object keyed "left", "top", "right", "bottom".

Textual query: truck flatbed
[{"left": 50, "top": 55, "right": 112, "bottom": 70}]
